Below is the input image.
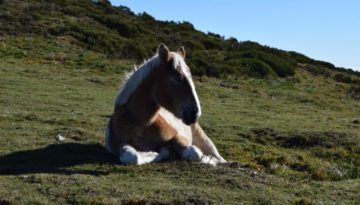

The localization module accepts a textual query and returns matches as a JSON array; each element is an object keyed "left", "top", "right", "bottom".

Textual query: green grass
[{"left": 1, "top": 36, "right": 360, "bottom": 204}]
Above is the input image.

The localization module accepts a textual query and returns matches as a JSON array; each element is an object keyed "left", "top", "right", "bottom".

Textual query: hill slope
[
  {"left": 1, "top": 0, "right": 359, "bottom": 79},
  {"left": 0, "top": 0, "right": 360, "bottom": 204}
]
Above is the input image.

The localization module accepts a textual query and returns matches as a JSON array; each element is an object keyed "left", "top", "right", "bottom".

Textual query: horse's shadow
[{"left": 0, "top": 143, "right": 118, "bottom": 176}]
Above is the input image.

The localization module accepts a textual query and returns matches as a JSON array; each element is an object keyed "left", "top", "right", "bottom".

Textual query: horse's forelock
[{"left": 171, "top": 52, "right": 191, "bottom": 77}]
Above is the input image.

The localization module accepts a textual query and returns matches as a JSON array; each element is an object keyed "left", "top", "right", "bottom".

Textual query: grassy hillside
[
  {"left": 1, "top": 0, "right": 359, "bottom": 79},
  {"left": 1, "top": 0, "right": 360, "bottom": 204}
]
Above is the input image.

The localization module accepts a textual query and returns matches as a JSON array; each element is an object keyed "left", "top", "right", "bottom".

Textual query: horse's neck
[{"left": 126, "top": 76, "right": 159, "bottom": 125}]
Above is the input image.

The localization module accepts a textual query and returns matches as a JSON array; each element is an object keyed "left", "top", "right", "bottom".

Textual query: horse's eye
[{"left": 174, "top": 74, "right": 182, "bottom": 83}]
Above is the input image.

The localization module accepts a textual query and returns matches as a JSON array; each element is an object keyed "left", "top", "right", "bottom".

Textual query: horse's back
[{"left": 159, "top": 107, "right": 193, "bottom": 144}]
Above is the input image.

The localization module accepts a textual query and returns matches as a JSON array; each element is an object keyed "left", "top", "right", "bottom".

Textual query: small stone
[
  {"left": 250, "top": 171, "right": 258, "bottom": 177},
  {"left": 55, "top": 133, "right": 65, "bottom": 142},
  {"left": 19, "top": 175, "right": 29, "bottom": 179}
]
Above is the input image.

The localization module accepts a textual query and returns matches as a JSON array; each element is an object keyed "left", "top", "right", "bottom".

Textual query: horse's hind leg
[{"left": 119, "top": 145, "right": 170, "bottom": 165}]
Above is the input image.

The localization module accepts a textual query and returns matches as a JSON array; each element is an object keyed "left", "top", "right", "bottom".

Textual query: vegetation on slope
[{"left": 1, "top": 0, "right": 359, "bottom": 79}]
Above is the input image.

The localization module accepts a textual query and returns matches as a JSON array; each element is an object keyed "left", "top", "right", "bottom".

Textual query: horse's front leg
[
  {"left": 146, "top": 116, "right": 218, "bottom": 165},
  {"left": 171, "top": 134, "right": 218, "bottom": 166},
  {"left": 191, "top": 123, "right": 226, "bottom": 163}
]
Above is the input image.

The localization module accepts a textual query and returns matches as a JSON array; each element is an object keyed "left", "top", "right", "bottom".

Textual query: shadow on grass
[{"left": 0, "top": 143, "right": 118, "bottom": 176}]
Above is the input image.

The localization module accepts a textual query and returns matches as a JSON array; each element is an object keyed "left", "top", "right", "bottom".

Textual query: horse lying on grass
[{"left": 106, "top": 43, "right": 226, "bottom": 166}]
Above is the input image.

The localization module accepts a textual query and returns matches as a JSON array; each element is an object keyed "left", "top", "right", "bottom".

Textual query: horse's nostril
[{"left": 192, "top": 107, "right": 198, "bottom": 115}]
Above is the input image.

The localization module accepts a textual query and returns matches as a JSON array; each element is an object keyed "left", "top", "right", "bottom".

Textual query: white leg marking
[
  {"left": 119, "top": 145, "right": 139, "bottom": 164},
  {"left": 181, "top": 145, "right": 219, "bottom": 166},
  {"left": 200, "top": 155, "right": 218, "bottom": 166},
  {"left": 119, "top": 145, "right": 166, "bottom": 165},
  {"left": 203, "top": 140, "right": 227, "bottom": 163}
]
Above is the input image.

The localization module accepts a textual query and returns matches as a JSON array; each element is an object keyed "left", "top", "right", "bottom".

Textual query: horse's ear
[
  {"left": 158, "top": 43, "right": 170, "bottom": 63},
  {"left": 177, "top": 46, "right": 186, "bottom": 59}
]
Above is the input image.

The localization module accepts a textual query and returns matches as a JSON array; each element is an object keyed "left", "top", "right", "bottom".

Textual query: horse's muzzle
[{"left": 182, "top": 106, "right": 199, "bottom": 125}]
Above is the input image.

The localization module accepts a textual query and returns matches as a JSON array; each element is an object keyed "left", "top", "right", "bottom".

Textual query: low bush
[
  {"left": 258, "top": 53, "right": 295, "bottom": 77},
  {"left": 302, "top": 64, "right": 331, "bottom": 77},
  {"left": 334, "top": 73, "right": 352, "bottom": 84},
  {"left": 235, "top": 58, "right": 274, "bottom": 78}
]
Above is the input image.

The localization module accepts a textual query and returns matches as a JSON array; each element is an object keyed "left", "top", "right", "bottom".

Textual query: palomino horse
[{"left": 105, "top": 43, "right": 226, "bottom": 165}]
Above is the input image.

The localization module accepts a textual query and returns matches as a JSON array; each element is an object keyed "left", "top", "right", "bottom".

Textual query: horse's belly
[{"left": 159, "top": 108, "right": 192, "bottom": 144}]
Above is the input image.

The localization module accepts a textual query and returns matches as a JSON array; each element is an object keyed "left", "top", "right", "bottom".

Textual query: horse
[{"left": 105, "top": 43, "right": 226, "bottom": 166}]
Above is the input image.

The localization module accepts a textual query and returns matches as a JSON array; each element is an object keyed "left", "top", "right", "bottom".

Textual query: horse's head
[{"left": 153, "top": 43, "right": 201, "bottom": 125}]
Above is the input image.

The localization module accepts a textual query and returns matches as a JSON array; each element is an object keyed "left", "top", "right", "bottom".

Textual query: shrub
[
  {"left": 229, "top": 58, "right": 274, "bottom": 78},
  {"left": 303, "top": 64, "right": 331, "bottom": 77},
  {"left": 121, "top": 41, "right": 147, "bottom": 60},
  {"left": 225, "top": 37, "right": 239, "bottom": 51},
  {"left": 258, "top": 53, "right": 295, "bottom": 77},
  {"left": 202, "top": 37, "right": 224, "bottom": 50},
  {"left": 91, "top": 15, "right": 139, "bottom": 38},
  {"left": 316, "top": 60, "right": 336, "bottom": 70},
  {"left": 288, "top": 51, "right": 313, "bottom": 64},
  {"left": 205, "top": 65, "right": 222, "bottom": 77},
  {"left": 334, "top": 73, "right": 352, "bottom": 84}
]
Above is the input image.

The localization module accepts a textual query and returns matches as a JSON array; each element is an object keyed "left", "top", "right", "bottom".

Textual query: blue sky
[{"left": 111, "top": 0, "right": 360, "bottom": 71}]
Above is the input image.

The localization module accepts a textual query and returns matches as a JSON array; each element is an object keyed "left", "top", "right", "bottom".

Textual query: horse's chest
[{"left": 159, "top": 108, "right": 192, "bottom": 144}]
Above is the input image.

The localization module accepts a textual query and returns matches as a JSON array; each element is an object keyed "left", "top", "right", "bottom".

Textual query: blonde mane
[{"left": 115, "top": 54, "right": 160, "bottom": 106}]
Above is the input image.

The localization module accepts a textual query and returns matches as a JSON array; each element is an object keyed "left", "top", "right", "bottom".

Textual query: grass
[{"left": 0, "top": 36, "right": 360, "bottom": 204}]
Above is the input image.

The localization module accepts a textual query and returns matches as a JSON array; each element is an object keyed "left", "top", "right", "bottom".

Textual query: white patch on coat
[
  {"left": 200, "top": 155, "right": 218, "bottom": 166},
  {"left": 119, "top": 145, "right": 139, "bottom": 164},
  {"left": 119, "top": 145, "right": 162, "bottom": 165},
  {"left": 159, "top": 107, "right": 192, "bottom": 144},
  {"left": 119, "top": 145, "right": 168, "bottom": 165},
  {"left": 181, "top": 145, "right": 219, "bottom": 166}
]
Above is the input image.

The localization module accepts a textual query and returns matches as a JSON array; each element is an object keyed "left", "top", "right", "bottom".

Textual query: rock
[
  {"left": 250, "top": 171, "right": 258, "bottom": 178},
  {"left": 55, "top": 133, "right": 65, "bottom": 142}
]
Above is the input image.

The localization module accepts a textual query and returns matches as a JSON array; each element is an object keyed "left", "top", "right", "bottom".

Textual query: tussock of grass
[{"left": 242, "top": 128, "right": 360, "bottom": 181}]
